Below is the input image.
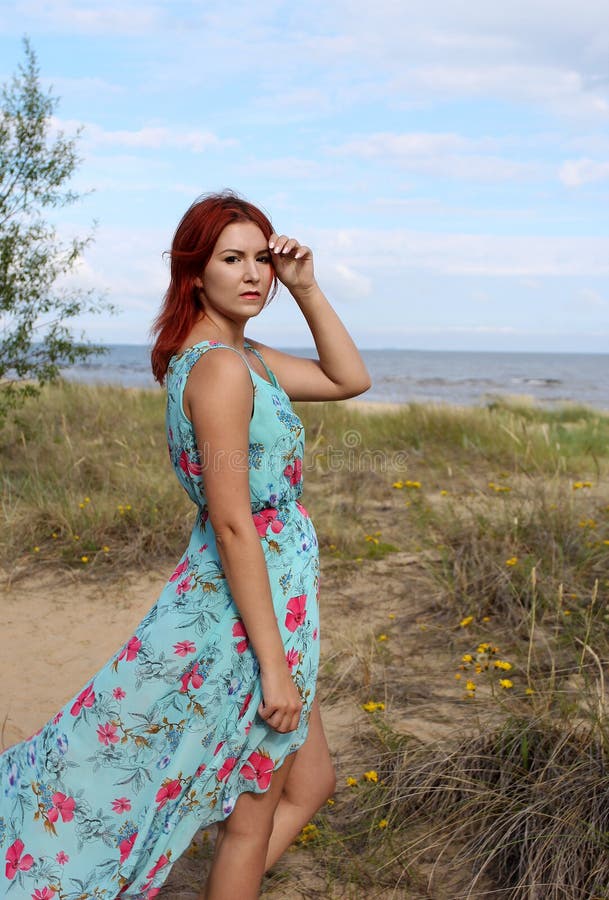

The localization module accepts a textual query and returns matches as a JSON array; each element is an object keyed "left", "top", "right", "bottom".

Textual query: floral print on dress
[{"left": 0, "top": 340, "right": 319, "bottom": 898}]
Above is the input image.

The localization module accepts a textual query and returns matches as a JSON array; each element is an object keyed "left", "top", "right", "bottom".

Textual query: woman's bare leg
[
  {"left": 264, "top": 698, "right": 336, "bottom": 871},
  {"left": 200, "top": 752, "right": 295, "bottom": 900}
]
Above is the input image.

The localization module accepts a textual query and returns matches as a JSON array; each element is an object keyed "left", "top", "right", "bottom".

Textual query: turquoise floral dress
[{"left": 0, "top": 340, "right": 320, "bottom": 899}]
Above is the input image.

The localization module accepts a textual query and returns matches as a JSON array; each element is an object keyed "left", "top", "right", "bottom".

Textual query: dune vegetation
[{"left": 2, "top": 380, "right": 609, "bottom": 898}]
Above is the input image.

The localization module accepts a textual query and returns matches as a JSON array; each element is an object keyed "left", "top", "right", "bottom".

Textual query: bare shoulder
[
  {"left": 183, "top": 346, "right": 253, "bottom": 422},
  {"left": 244, "top": 337, "right": 351, "bottom": 402}
]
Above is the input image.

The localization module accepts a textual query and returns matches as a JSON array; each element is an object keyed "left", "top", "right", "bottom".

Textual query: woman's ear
[{"left": 194, "top": 276, "right": 203, "bottom": 289}]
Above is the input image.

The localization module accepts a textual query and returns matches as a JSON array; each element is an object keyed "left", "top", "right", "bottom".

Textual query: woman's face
[{"left": 197, "top": 221, "right": 273, "bottom": 324}]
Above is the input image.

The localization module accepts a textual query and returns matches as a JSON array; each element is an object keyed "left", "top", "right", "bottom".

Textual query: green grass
[{"left": 4, "top": 381, "right": 609, "bottom": 897}]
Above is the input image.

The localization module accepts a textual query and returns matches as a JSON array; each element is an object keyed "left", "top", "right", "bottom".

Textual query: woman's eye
[
  {"left": 257, "top": 255, "right": 272, "bottom": 264},
  {"left": 224, "top": 255, "right": 239, "bottom": 264}
]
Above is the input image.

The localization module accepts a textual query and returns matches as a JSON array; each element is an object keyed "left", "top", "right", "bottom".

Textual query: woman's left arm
[{"left": 249, "top": 233, "right": 372, "bottom": 402}]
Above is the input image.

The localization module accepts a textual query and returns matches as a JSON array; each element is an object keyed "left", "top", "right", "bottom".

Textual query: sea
[{"left": 60, "top": 345, "right": 609, "bottom": 412}]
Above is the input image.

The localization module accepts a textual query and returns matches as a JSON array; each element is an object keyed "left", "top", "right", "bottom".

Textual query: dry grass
[{"left": 3, "top": 383, "right": 609, "bottom": 897}]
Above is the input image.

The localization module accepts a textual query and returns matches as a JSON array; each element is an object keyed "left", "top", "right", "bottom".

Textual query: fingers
[
  {"left": 268, "top": 233, "right": 310, "bottom": 260},
  {"left": 257, "top": 698, "right": 303, "bottom": 733}
]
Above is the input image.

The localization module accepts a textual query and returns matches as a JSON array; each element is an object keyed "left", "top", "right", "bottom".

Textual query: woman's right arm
[{"left": 184, "top": 349, "right": 302, "bottom": 734}]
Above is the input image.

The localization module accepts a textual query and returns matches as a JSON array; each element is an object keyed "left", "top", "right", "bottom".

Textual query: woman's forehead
[{"left": 215, "top": 220, "right": 267, "bottom": 251}]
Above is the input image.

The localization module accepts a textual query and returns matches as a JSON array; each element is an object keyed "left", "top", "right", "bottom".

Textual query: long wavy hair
[{"left": 150, "top": 190, "right": 278, "bottom": 384}]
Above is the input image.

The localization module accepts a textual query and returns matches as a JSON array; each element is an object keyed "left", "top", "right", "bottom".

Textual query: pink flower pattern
[
  {"left": 232, "top": 620, "right": 249, "bottom": 653},
  {"left": 117, "top": 636, "right": 142, "bottom": 662},
  {"left": 47, "top": 792, "right": 75, "bottom": 824},
  {"left": 252, "top": 508, "right": 285, "bottom": 536},
  {"left": 241, "top": 751, "right": 275, "bottom": 790},
  {"left": 97, "top": 722, "right": 119, "bottom": 745},
  {"left": 180, "top": 662, "right": 204, "bottom": 693},
  {"left": 69, "top": 683, "right": 95, "bottom": 717},
  {"left": 173, "top": 640, "right": 196, "bottom": 656},
  {"left": 155, "top": 779, "right": 181, "bottom": 809},
  {"left": 0, "top": 339, "right": 319, "bottom": 899},
  {"left": 286, "top": 648, "right": 299, "bottom": 672},
  {"left": 285, "top": 594, "right": 307, "bottom": 632},
  {"left": 5, "top": 839, "right": 34, "bottom": 879},
  {"left": 283, "top": 457, "right": 302, "bottom": 486}
]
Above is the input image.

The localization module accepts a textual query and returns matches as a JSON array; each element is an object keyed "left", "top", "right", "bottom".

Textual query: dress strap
[{"left": 244, "top": 342, "right": 279, "bottom": 388}]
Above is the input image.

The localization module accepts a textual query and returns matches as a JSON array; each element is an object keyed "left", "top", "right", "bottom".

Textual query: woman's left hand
[{"left": 269, "top": 233, "right": 316, "bottom": 297}]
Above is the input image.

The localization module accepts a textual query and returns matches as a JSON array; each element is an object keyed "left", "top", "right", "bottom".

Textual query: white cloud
[
  {"left": 317, "top": 263, "right": 372, "bottom": 301},
  {"left": 85, "top": 124, "right": 237, "bottom": 153},
  {"left": 308, "top": 229, "right": 609, "bottom": 277},
  {"left": 329, "top": 132, "right": 543, "bottom": 182},
  {"left": 577, "top": 288, "right": 607, "bottom": 307},
  {"left": 13, "top": 0, "right": 162, "bottom": 34},
  {"left": 559, "top": 158, "right": 609, "bottom": 186}
]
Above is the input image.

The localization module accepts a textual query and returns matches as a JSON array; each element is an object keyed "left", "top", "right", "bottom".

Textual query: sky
[{"left": 1, "top": 0, "right": 608, "bottom": 352}]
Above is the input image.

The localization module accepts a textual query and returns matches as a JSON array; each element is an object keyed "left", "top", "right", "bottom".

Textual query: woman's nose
[{"left": 244, "top": 260, "right": 261, "bottom": 282}]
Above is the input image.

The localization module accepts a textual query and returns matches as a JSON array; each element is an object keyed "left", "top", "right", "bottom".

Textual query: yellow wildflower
[
  {"left": 79, "top": 502, "right": 85, "bottom": 509},
  {"left": 298, "top": 823, "right": 319, "bottom": 844},
  {"left": 377, "top": 819, "right": 389, "bottom": 829},
  {"left": 477, "top": 642, "right": 492, "bottom": 653},
  {"left": 603, "top": 540, "right": 609, "bottom": 547},
  {"left": 80, "top": 556, "right": 89, "bottom": 563},
  {"left": 474, "top": 664, "right": 483, "bottom": 674},
  {"left": 377, "top": 634, "right": 388, "bottom": 642},
  {"left": 459, "top": 615, "right": 474, "bottom": 627},
  {"left": 365, "top": 535, "right": 380, "bottom": 544},
  {"left": 440, "top": 489, "right": 448, "bottom": 496},
  {"left": 454, "top": 673, "right": 462, "bottom": 680},
  {"left": 465, "top": 680, "right": 476, "bottom": 691},
  {"left": 505, "top": 556, "right": 518, "bottom": 566},
  {"left": 103, "top": 546, "right": 110, "bottom": 553},
  {"left": 363, "top": 770, "right": 379, "bottom": 783},
  {"left": 482, "top": 615, "right": 491, "bottom": 622},
  {"left": 51, "top": 532, "right": 58, "bottom": 539},
  {"left": 346, "top": 777, "right": 358, "bottom": 787},
  {"left": 499, "top": 679, "right": 513, "bottom": 689},
  {"left": 461, "top": 653, "right": 473, "bottom": 663},
  {"left": 33, "top": 546, "right": 40, "bottom": 553},
  {"left": 326, "top": 798, "right": 335, "bottom": 806},
  {"left": 392, "top": 481, "right": 404, "bottom": 489},
  {"left": 388, "top": 613, "right": 395, "bottom": 620},
  {"left": 405, "top": 480, "right": 421, "bottom": 489},
  {"left": 361, "top": 701, "right": 385, "bottom": 712},
  {"left": 494, "top": 660, "right": 513, "bottom": 671},
  {"left": 563, "top": 609, "right": 571, "bottom": 616},
  {"left": 525, "top": 687, "right": 535, "bottom": 695}
]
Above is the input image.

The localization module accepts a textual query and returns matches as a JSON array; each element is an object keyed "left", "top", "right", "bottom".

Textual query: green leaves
[{"left": 0, "top": 37, "right": 114, "bottom": 422}]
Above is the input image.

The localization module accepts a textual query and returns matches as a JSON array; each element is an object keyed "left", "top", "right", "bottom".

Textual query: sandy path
[{"left": 1, "top": 569, "right": 168, "bottom": 749}]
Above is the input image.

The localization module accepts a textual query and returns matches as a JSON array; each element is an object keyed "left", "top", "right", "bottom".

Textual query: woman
[{"left": 0, "top": 191, "right": 371, "bottom": 899}]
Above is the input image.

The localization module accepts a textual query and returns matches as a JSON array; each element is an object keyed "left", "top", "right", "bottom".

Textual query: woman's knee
[{"left": 222, "top": 797, "right": 274, "bottom": 845}]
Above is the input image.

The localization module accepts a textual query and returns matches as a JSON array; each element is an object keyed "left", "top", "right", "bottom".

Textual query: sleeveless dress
[{"left": 0, "top": 340, "right": 320, "bottom": 899}]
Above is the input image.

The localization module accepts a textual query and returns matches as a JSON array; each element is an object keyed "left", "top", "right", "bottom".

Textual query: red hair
[{"left": 150, "top": 190, "right": 277, "bottom": 384}]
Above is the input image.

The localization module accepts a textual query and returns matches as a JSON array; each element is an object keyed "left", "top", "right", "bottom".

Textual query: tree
[{"left": 0, "top": 38, "right": 113, "bottom": 420}]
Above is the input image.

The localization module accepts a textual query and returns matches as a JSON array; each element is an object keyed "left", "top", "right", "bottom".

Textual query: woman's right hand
[{"left": 258, "top": 666, "right": 303, "bottom": 733}]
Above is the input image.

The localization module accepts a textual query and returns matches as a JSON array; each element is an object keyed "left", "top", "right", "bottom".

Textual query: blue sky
[{"left": 1, "top": 0, "right": 608, "bottom": 351}]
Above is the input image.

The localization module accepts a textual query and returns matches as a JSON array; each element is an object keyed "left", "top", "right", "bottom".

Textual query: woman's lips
[{"left": 241, "top": 291, "right": 260, "bottom": 298}]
